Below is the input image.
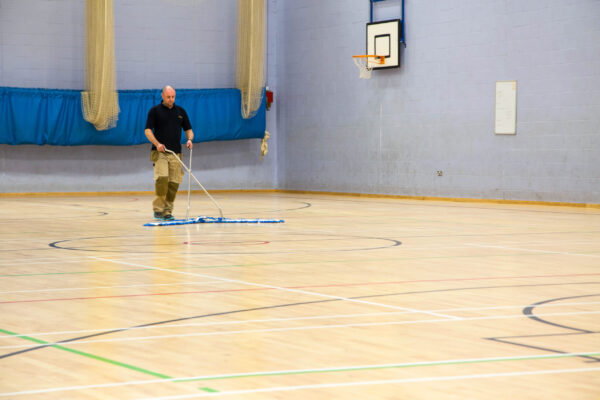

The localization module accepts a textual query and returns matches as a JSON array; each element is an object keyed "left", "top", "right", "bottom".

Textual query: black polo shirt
[{"left": 145, "top": 103, "right": 192, "bottom": 154}]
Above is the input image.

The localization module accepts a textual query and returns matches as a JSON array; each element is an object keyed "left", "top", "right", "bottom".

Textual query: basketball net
[
  {"left": 352, "top": 55, "right": 384, "bottom": 79},
  {"left": 353, "top": 57, "right": 373, "bottom": 79}
]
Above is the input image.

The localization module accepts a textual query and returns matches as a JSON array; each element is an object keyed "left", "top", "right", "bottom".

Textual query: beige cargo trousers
[{"left": 151, "top": 150, "right": 184, "bottom": 215}]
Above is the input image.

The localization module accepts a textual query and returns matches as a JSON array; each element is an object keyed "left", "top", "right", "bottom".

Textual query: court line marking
[
  {"left": 0, "top": 238, "right": 65, "bottom": 244},
  {"left": 0, "top": 267, "right": 154, "bottom": 278},
  {"left": 0, "top": 287, "right": 269, "bottom": 304},
  {"left": 48, "top": 231, "right": 402, "bottom": 255},
  {"left": 0, "top": 328, "right": 172, "bottom": 380},
  {"left": 0, "top": 246, "right": 548, "bottom": 265},
  {"left": 144, "top": 352, "right": 600, "bottom": 382},
  {"left": 2, "top": 310, "right": 598, "bottom": 351},
  {"left": 89, "top": 257, "right": 459, "bottom": 320},
  {"left": 1, "top": 353, "right": 598, "bottom": 398},
  {"left": 136, "top": 367, "right": 600, "bottom": 399},
  {"left": 2, "top": 237, "right": 596, "bottom": 263},
  {"left": 4, "top": 271, "right": 598, "bottom": 305},
  {"left": 463, "top": 239, "right": 600, "bottom": 246},
  {"left": 3, "top": 301, "right": 598, "bottom": 339},
  {"left": 0, "top": 280, "right": 227, "bottom": 295},
  {"left": 467, "top": 243, "right": 600, "bottom": 258},
  {"left": 0, "top": 257, "right": 91, "bottom": 266},
  {"left": 4, "top": 247, "right": 600, "bottom": 275},
  {"left": 4, "top": 237, "right": 600, "bottom": 270},
  {"left": 0, "top": 200, "right": 143, "bottom": 216}
]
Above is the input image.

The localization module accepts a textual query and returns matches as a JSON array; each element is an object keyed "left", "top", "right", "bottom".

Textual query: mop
[{"left": 144, "top": 149, "right": 284, "bottom": 227}]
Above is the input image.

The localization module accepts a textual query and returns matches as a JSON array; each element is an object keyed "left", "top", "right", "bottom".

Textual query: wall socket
[{"left": 436, "top": 170, "right": 443, "bottom": 176}]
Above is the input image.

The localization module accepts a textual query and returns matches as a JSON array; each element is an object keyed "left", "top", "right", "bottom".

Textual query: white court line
[
  {"left": 0, "top": 238, "right": 61, "bottom": 243},
  {"left": 467, "top": 243, "right": 600, "bottom": 258},
  {"left": 0, "top": 311, "right": 418, "bottom": 339},
  {"left": 0, "top": 257, "right": 90, "bottom": 266},
  {"left": 465, "top": 239, "right": 600, "bottom": 246},
  {"left": 136, "top": 367, "right": 600, "bottom": 399},
  {"left": 0, "top": 253, "right": 180, "bottom": 267},
  {"left": 90, "top": 256, "right": 459, "bottom": 320},
  {"left": 0, "top": 352, "right": 597, "bottom": 398},
  {"left": 2, "top": 301, "right": 599, "bottom": 340},
  {"left": 3, "top": 239, "right": 597, "bottom": 267},
  {"left": 2, "top": 310, "right": 598, "bottom": 351},
  {"left": 436, "top": 300, "right": 600, "bottom": 312},
  {"left": 399, "top": 240, "right": 600, "bottom": 251},
  {"left": 2, "top": 201, "right": 121, "bottom": 212},
  {"left": 0, "top": 280, "right": 227, "bottom": 294},
  {"left": 0, "top": 253, "right": 193, "bottom": 269}
]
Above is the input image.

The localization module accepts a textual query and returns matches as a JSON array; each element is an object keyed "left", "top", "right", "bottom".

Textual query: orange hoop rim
[{"left": 352, "top": 54, "right": 385, "bottom": 64}]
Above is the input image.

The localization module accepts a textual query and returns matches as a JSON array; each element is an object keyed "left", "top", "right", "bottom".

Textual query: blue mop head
[{"left": 144, "top": 216, "right": 284, "bottom": 227}]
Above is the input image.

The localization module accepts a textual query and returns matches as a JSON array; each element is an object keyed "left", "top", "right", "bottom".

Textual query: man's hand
[
  {"left": 157, "top": 143, "right": 166, "bottom": 152},
  {"left": 186, "top": 139, "right": 193, "bottom": 150}
]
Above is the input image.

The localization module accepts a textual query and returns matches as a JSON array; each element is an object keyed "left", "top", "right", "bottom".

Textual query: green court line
[
  {"left": 3, "top": 326, "right": 594, "bottom": 391},
  {"left": 1, "top": 327, "right": 221, "bottom": 392},
  {"left": 174, "top": 352, "right": 600, "bottom": 382},
  {"left": 0, "top": 252, "right": 549, "bottom": 277},
  {"left": 0, "top": 327, "right": 172, "bottom": 379}
]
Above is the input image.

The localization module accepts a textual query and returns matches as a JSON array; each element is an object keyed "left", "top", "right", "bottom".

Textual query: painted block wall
[
  {"left": 1, "top": 0, "right": 599, "bottom": 204},
  {"left": 0, "top": 0, "right": 277, "bottom": 193},
  {"left": 276, "top": 0, "right": 600, "bottom": 203}
]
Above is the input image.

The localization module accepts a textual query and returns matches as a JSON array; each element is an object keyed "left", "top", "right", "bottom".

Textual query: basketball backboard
[{"left": 366, "top": 19, "right": 401, "bottom": 69}]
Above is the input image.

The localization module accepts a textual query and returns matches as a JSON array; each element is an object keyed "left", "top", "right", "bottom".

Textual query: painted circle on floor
[{"left": 49, "top": 232, "right": 401, "bottom": 254}]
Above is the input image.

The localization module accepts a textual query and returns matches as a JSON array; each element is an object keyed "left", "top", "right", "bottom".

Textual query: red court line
[
  {"left": 1, "top": 273, "right": 598, "bottom": 305},
  {"left": 0, "top": 288, "right": 267, "bottom": 304}
]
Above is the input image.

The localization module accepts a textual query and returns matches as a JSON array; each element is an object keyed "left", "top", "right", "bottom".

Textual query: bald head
[{"left": 161, "top": 85, "right": 176, "bottom": 108}]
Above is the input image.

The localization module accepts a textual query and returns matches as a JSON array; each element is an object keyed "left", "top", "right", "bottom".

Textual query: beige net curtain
[
  {"left": 236, "top": 0, "right": 267, "bottom": 120},
  {"left": 81, "top": 0, "right": 264, "bottom": 132},
  {"left": 81, "top": 0, "right": 119, "bottom": 131}
]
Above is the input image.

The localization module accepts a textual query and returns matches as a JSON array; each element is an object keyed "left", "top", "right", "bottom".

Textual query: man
[{"left": 144, "top": 85, "right": 194, "bottom": 220}]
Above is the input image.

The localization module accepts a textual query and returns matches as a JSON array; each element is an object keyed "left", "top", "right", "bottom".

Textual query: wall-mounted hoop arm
[{"left": 369, "top": 0, "right": 405, "bottom": 47}]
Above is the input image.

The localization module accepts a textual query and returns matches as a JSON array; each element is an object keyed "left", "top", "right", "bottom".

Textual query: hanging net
[
  {"left": 352, "top": 55, "right": 385, "bottom": 79},
  {"left": 81, "top": 0, "right": 119, "bottom": 131},
  {"left": 353, "top": 57, "right": 373, "bottom": 79},
  {"left": 236, "top": 0, "right": 267, "bottom": 119}
]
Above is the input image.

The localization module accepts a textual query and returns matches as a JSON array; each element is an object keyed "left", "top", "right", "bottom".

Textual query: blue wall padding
[{"left": 0, "top": 87, "right": 266, "bottom": 145}]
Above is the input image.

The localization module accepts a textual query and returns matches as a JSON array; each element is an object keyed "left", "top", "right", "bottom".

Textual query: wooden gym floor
[{"left": 0, "top": 192, "right": 598, "bottom": 399}]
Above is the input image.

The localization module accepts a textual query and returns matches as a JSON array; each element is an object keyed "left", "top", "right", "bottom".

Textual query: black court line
[
  {"left": 237, "top": 201, "right": 312, "bottom": 215},
  {"left": 47, "top": 232, "right": 402, "bottom": 255},
  {"left": 2, "top": 281, "right": 597, "bottom": 360},
  {"left": 102, "top": 198, "right": 311, "bottom": 215},
  {"left": 0, "top": 198, "right": 309, "bottom": 225},
  {"left": 487, "top": 294, "right": 600, "bottom": 363}
]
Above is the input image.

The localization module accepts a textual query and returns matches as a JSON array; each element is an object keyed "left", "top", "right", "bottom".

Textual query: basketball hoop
[{"left": 352, "top": 55, "right": 385, "bottom": 79}]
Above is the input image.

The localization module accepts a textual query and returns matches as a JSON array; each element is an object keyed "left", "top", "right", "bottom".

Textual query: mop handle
[
  {"left": 165, "top": 149, "right": 224, "bottom": 219},
  {"left": 186, "top": 148, "right": 192, "bottom": 220}
]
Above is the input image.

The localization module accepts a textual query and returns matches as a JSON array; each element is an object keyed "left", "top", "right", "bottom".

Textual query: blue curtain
[{"left": 0, "top": 87, "right": 266, "bottom": 145}]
